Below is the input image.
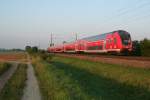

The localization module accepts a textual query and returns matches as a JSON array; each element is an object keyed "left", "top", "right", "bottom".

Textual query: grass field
[
  {"left": 0, "top": 62, "right": 11, "bottom": 76},
  {"left": 0, "top": 63, "right": 27, "bottom": 100},
  {"left": 33, "top": 56, "right": 150, "bottom": 100},
  {"left": 0, "top": 52, "right": 27, "bottom": 62}
]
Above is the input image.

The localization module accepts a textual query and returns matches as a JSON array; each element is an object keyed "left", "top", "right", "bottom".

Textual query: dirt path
[
  {"left": 0, "top": 62, "right": 18, "bottom": 93},
  {"left": 22, "top": 62, "right": 41, "bottom": 100}
]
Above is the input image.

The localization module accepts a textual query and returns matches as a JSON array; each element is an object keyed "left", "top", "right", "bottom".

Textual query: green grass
[
  {"left": 33, "top": 57, "right": 90, "bottom": 100},
  {"left": 33, "top": 56, "right": 150, "bottom": 100},
  {"left": 0, "top": 63, "right": 27, "bottom": 100},
  {"left": 0, "top": 62, "right": 11, "bottom": 75}
]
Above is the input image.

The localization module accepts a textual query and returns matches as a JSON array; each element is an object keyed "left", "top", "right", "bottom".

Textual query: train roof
[
  {"left": 81, "top": 33, "right": 107, "bottom": 41},
  {"left": 81, "top": 32, "right": 112, "bottom": 41},
  {"left": 81, "top": 30, "right": 128, "bottom": 41}
]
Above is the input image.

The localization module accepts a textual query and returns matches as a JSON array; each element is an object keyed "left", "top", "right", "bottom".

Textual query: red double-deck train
[{"left": 47, "top": 30, "right": 132, "bottom": 54}]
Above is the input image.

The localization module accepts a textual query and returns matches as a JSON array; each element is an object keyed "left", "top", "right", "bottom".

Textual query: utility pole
[
  {"left": 75, "top": 33, "right": 78, "bottom": 41},
  {"left": 50, "top": 33, "right": 53, "bottom": 46}
]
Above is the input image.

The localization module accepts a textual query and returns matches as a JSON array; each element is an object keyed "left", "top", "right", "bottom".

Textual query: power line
[
  {"left": 126, "top": 13, "right": 150, "bottom": 25},
  {"left": 116, "top": 0, "right": 143, "bottom": 13},
  {"left": 102, "top": 0, "right": 143, "bottom": 23},
  {"left": 101, "top": 0, "right": 150, "bottom": 26}
]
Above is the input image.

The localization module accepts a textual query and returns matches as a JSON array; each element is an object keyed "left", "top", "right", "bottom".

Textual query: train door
[
  {"left": 111, "top": 35, "right": 115, "bottom": 49},
  {"left": 110, "top": 38, "right": 113, "bottom": 49},
  {"left": 78, "top": 41, "right": 82, "bottom": 50},
  {"left": 103, "top": 40, "right": 106, "bottom": 50},
  {"left": 112, "top": 33, "right": 118, "bottom": 50},
  {"left": 113, "top": 37, "right": 117, "bottom": 49},
  {"left": 105, "top": 38, "right": 109, "bottom": 50},
  {"left": 105, "top": 34, "right": 112, "bottom": 50}
]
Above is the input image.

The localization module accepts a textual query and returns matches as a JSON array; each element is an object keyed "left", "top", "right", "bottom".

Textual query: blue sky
[{"left": 0, "top": 0, "right": 150, "bottom": 49}]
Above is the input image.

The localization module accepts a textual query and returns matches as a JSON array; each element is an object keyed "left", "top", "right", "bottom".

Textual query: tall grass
[
  {"left": 52, "top": 56, "right": 150, "bottom": 89},
  {"left": 0, "top": 64, "right": 27, "bottom": 100},
  {"left": 33, "top": 56, "right": 150, "bottom": 100},
  {"left": 33, "top": 57, "right": 91, "bottom": 100},
  {"left": 0, "top": 62, "right": 11, "bottom": 75}
]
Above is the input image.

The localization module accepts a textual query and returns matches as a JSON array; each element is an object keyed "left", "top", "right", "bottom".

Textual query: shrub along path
[{"left": 0, "top": 62, "right": 18, "bottom": 92}]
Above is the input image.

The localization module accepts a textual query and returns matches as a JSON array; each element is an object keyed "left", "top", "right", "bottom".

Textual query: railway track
[
  {"left": 55, "top": 53, "right": 150, "bottom": 61},
  {"left": 53, "top": 53, "right": 150, "bottom": 69}
]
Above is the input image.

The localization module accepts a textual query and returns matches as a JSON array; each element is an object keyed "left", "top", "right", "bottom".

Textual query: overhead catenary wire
[{"left": 101, "top": 0, "right": 150, "bottom": 26}]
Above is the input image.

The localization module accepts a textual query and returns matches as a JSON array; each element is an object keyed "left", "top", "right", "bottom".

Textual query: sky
[{"left": 0, "top": 0, "right": 150, "bottom": 49}]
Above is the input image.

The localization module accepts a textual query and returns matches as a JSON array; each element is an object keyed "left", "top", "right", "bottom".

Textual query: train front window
[{"left": 118, "top": 31, "right": 131, "bottom": 45}]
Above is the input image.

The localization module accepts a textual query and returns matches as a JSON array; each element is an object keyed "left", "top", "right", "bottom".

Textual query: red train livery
[{"left": 48, "top": 30, "right": 132, "bottom": 54}]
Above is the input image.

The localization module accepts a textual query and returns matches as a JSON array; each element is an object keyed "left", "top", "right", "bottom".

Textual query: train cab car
[
  {"left": 105, "top": 30, "right": 132, "bottom": 54},
  {"left": 79, "top": 30, "right": 132, "bottom": 54},
  {"left": 105, "top": 31, "right": 121, "bottom": 52},
  {"left": 118, "top": 30, "right": 132, "bottom": 53}
]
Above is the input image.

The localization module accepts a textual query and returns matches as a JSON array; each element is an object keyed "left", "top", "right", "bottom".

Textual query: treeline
[
  {"left": 0, "top": 48, "right": 24, "bottom": 52},
  {"left": 132, "top": 38, "right": 150, "bottom": 56},
  {"left": 25, "top": 46, "right": 52, "bottom": 60},
  {"left": 139, "top": 38, "right": 150, "bottom": 56},
  {"left": 25, "top": 46, "right": 38, "bottom": 54}
]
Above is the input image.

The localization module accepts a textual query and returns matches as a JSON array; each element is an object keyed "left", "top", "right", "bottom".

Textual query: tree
[
  {"left": 32, "top": 46, "right": 38, "bottom": 53},
  {"left": 131, "top": 41, "right": 141, "bottom": 56},
  {"left": 25, "top": 46, "right": 38, "bottom": 54},
  {"left": 25, "top": 46, "right": 32, "bottom": 53},
  {"left": 140, "top": 38, "right": 150, "bottom": 56}
]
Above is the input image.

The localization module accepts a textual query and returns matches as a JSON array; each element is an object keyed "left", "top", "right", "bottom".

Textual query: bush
[
  {"left": 25, "top": 46, "right": 38, "bottom": 54},
  {"left": 131, "top": 41, "right": 141, "bottom": 56},
  {"left": 0, "top": 63, "right": 11, "bottom": 75},
  {"left": 140, "top": 38, "right": 150, "bottom": 56}
]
